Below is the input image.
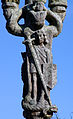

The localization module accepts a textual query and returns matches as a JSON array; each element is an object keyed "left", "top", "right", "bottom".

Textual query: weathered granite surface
[{"left": 1, "top": 0, "right": 67, "bottom": 118}]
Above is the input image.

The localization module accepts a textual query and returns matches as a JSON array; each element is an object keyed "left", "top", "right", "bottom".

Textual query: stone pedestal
[{"left": 23, "top": 110, "right": 53, "bottom": 119}]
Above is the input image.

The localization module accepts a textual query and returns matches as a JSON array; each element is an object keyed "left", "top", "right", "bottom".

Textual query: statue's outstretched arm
[
  {"left": 46, "top": 9, "right": 63, "bottom": 37},
  {"left": 46, "top": 0, "right": 67, "bottom": 37},
  {"left": 2, "top": 0, "right": 26, "bottom": 37}
]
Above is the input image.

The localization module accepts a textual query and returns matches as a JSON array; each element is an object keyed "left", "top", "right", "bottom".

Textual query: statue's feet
[
  {"left": 43, "top": 105, "right": 58, "bottom": 118},
  {"left": 24, "top": 95, "right": 32, "bottom": 103},
  {"left": 24, "top": 96, "right": 37, "bottom": 105},
  {"left": 29, "top": 99, "right": 37, "bottom": 105}
]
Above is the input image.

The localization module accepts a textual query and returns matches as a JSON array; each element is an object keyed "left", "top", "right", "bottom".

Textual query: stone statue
[{"left": 1, "top": 0, "right": 67, "bottom": 118}]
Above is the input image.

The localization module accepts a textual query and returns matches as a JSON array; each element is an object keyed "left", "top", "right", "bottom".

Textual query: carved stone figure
[{"left": 1, "top": 0, "right": 67, "bottom": 118}]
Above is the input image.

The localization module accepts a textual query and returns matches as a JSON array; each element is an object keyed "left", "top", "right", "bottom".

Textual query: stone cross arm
[
  {"left": 46, "top": 9, "right": 63, "bottom": 37},
  {"left": 1, "top": 0, "right": 67, "bottom": 38},
  {"left": 2, "top": 0, "right": 26, "bottom": 37}
]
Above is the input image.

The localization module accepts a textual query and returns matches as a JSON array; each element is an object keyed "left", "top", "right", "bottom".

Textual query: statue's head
[
  {"left": 32, "top": 0, "right": 46, "bottom": 4},
  {"left": 34, "top": 30, "right": 48, "bottom": 45},
  {"left": 32, "top": 1, "right": 44, "bottom": 11}
]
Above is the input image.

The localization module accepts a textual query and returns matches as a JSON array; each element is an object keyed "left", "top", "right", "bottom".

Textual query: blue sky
[{"left": 0, "top": 0, "right": 73, "bottom": 119}]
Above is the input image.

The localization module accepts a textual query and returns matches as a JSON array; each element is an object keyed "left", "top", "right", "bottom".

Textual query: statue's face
[
  {"left": 33, "top": 2, "right": 44, "bottom": 11},
  {"left": 35, "top": 31, "right": 45, "bottom": 44},
  {"left": 38, "top": 33, "right": 44, "bottom": 44}
]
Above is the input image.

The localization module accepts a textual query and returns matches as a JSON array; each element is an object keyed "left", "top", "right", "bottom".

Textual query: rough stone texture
[{"left": 1, "top": 0, "right": 67, "bottom": 118}]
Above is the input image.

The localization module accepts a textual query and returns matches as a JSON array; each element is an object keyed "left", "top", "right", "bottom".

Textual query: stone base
[
  {"left": 23, "top": 105, "right": 58, "bottom": 119},
  {"left": 23, "top": 110, "right": 53, "bottom": 119}
]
